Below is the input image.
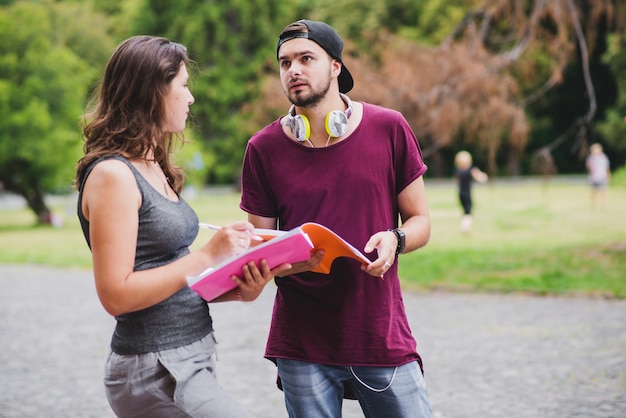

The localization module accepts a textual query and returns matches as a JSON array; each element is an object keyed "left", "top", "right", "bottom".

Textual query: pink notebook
[{"left": 189, "top": 227, "right": 314, "bottom": 301}]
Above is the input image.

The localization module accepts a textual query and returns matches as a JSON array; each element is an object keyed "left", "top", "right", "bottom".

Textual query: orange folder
[
  {"left": 254, "top": 222, "right": 371, "bottom": 274},
  {"left": 300, "top": 223, "right": 371, "bottom": 274}
]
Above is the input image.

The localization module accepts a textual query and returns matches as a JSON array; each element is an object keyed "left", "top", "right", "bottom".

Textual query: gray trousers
[{"left": 103, "top": 332, "right": 252, "bottom": 418}]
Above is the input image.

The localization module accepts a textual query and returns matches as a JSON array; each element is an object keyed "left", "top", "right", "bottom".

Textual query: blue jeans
[{"left": 276, "top": 358, "right": 432, "bottom": 418}]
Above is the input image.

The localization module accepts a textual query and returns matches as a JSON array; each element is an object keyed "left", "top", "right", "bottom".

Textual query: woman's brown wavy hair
[{"left": 75, "top": 35, "right": 190, "bottom": 192}]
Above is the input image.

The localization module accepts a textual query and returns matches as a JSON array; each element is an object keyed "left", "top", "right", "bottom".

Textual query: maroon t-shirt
[{"left": 240, "top": 102, "right": 427, "bottom": 367}]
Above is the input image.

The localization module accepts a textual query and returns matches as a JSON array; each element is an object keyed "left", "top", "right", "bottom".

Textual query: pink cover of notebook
[{"left": 189, "top": 227, "right": 314, "bottom": 301}]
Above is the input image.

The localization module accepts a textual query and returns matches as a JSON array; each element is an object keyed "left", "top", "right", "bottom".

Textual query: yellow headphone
[{"left": 286, "top": 94, "right": 353, "bottom": 143}]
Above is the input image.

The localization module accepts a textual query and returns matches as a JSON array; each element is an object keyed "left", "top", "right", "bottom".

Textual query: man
[{"left": 240, "top": 19, "right": 433, "bottom": 417}]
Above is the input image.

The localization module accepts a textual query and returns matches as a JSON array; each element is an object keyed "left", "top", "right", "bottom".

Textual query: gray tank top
[{"left": 77, "top": 155, "right": 213, "bottom": 354}]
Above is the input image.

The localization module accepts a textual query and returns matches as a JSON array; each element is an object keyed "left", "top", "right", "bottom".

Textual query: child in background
[
  {"left": 586, "top": 143, "right": 610, "bottom": 209},
  {"left": 454, "top": 151, "right": 488, "bottom": 234}
]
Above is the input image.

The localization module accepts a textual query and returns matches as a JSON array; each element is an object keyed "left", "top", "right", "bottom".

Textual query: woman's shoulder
[
  {"left": 91, "top": 155, "right": 132, "bottom": 173},
  {"left": 86, "top": 156, "right": 137, "bottom": 189},
  {"left": 80, "top": 156, "right": 141, "bottom": 219}
]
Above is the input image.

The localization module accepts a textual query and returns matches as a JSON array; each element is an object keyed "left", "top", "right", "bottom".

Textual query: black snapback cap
[{"left": 277, "top": 20, "right": 354, "bottom": 93}]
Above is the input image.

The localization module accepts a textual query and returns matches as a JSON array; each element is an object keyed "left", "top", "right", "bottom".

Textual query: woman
[{"left": 75, "top": 35, "right": 289, "bottom": 417}]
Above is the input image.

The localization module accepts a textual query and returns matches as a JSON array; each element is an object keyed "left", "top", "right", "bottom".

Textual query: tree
[
  {"left": 0, "top": 1, "right": 113, "bottom": 223},
  {"left": 443, "top": 0, "right": 622, "bottom": 175},
  {"left": 307, "top": 0, "right": 624, "bottom": 176},
  {"left": 596, "top": 27, "right": 626, "bottom": 156},
  {"left": 245, "top": 2, "right": 531, "bottom": 177},
  {"left": 131, "top": 0, "right": 293, "bottom": 183}
]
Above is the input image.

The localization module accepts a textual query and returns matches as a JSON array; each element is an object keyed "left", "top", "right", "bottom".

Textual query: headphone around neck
[{"left": 286, "top": 93, "right": 353, "bottom": 143}]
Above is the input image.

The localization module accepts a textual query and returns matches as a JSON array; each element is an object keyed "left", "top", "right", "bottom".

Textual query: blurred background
[
  {"left": 0, "top": 0, "right": 625, "bottom": 224},
  {"left": 1, "top": 4, "right": 624, "bottom": 416}
]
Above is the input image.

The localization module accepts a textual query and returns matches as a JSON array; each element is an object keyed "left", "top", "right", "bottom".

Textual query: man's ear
[{"left": 331, "top": 59, "right": 342, "bottom": 77}]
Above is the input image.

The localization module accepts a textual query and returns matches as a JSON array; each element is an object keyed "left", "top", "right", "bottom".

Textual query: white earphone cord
[{"left": 349, "top": 366, "right": 398, "bottom": 392}]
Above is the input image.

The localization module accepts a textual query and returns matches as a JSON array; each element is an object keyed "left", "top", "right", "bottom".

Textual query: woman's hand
[
  {"left": 232, "top": 259, "right": 292, "bottom": 302},
  {"left": 199, "top": 220, "right": 256, "bottom": 265}
]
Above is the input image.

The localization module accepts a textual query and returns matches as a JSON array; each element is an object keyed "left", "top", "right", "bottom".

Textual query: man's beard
[{"left": 289, "top": 79, "right": 331, "bottom": 108}]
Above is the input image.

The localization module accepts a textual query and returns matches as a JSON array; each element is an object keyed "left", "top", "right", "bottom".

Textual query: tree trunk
[
  {"left": 0, "top": 174, "right": 51, "bottom": 225},
  {"left": 428, "top": 149, "right": 446, "bottom": 177},
  {"left": 24, "top": 189, "right": 52, "bottom": 225},
  {"left": 507, "top": 146, "right": 521, "bottom": 176}
]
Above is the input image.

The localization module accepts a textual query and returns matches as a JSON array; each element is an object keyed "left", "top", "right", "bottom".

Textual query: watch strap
[{"left": 389, "top": 228, "right": 406, "bottom": 256}]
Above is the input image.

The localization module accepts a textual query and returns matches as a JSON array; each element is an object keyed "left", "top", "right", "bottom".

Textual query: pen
[{"left": 198, "top": 223, "right": 264, "bottom": 242}]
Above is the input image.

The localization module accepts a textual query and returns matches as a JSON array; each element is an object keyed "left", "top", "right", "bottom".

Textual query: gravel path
[{"left": 1, "top": 264, "right": 624, "bottom": 417}]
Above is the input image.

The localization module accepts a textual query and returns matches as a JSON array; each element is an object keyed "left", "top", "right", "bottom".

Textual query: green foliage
[
  {"left": 304, "top": 0, "right": 389, "bottom": 43},
  {"left": 409, "top": 0, "right": 468, "bottom": 44},
  {"left": 175, "top": 130, "right": 213, "bottom": 189},
  {"left": 131, "top": 0, "right": 292, "bottom": 183},
  {"left": 610, "top": 164, "right": 626, "bottom": 187},
  {"left": 1, "top": 0, "right": 624, "bottom": 193},
  {"left": 0, "top": 0, "right": 115, "bottom": 219},
  {"left": 596, "top": 34, "right": 626, "bottom": 152},
  {"left": 0, "top": 3, "right": 88, "bottom": 188},
  {"left": 300, "top": 0, "right": 467, "bottom": 47}
]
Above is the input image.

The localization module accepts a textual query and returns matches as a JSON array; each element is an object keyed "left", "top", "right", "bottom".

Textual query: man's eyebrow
[{"left": 278, "top": 50, "right": 318, "bottom": 61}]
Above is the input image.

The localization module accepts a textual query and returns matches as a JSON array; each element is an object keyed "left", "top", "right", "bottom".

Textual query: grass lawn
[{"left": 1, "top": 177, "right": 624, "bottom": 298}]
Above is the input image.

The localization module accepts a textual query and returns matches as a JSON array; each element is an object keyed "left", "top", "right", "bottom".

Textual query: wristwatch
[{"left": 390, "top": 228, "right": 406, "bottom": 256}]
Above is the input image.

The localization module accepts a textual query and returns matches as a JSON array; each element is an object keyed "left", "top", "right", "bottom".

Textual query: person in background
[
  {"left": 454, "top": 150, "right": 488, "bottom": 234},
  {"left": 240, "top": 19, "right": 433, "bottom": 418},
  {"left": 75, "top": 35, "right": 290, "bottom": 418},
  {"left": 586, "top": 143, "right": 610, "bottom": 209}
]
